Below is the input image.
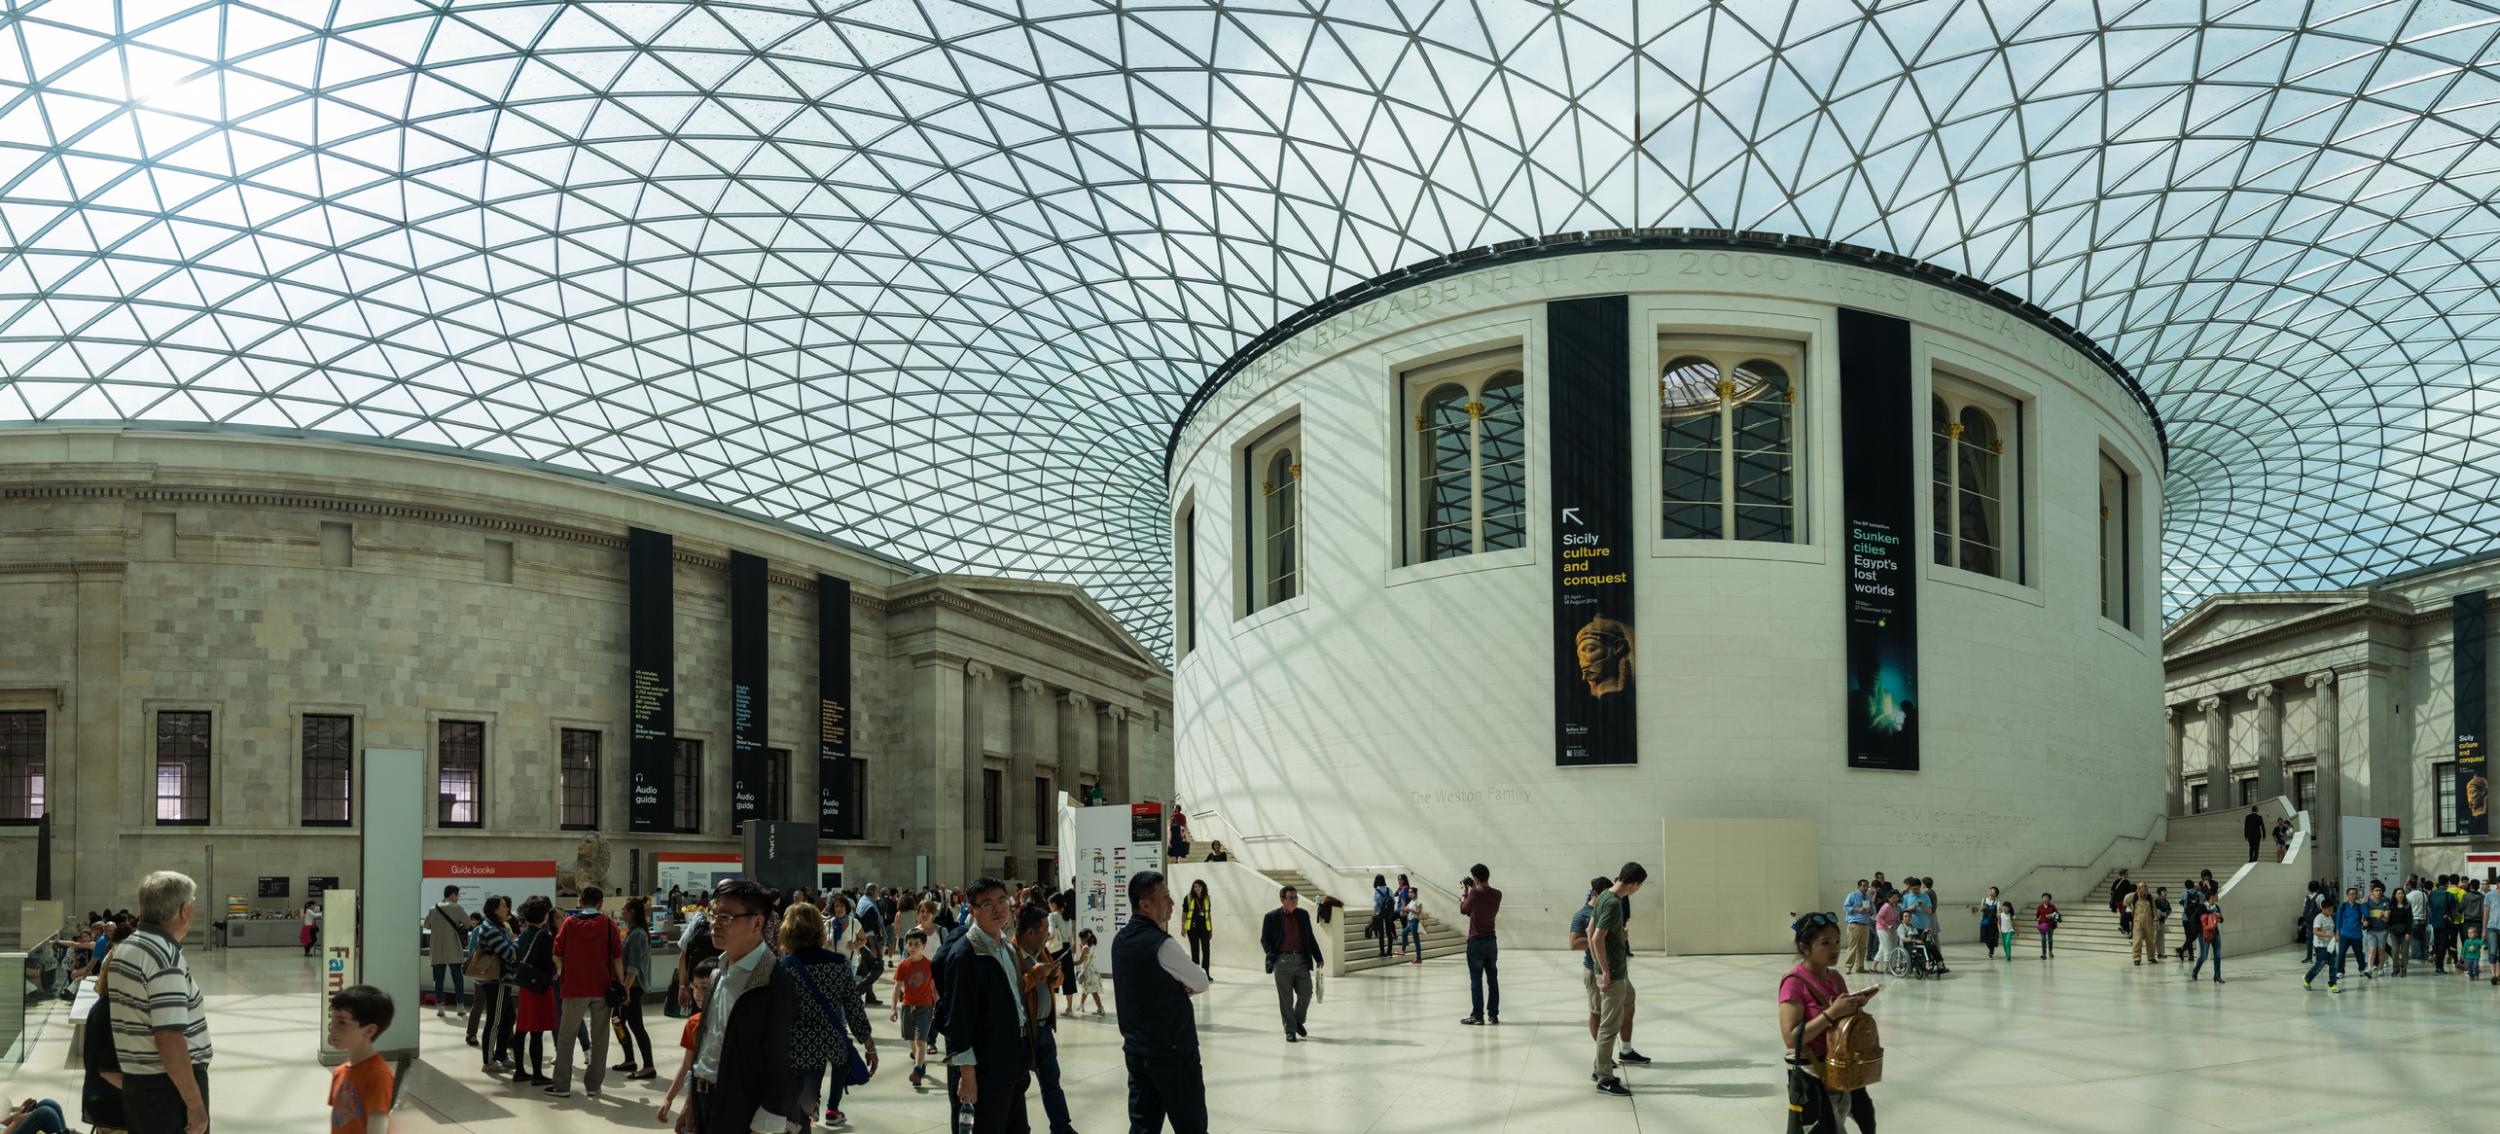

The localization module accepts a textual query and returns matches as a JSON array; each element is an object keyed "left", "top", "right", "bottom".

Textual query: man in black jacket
[
  {"left": 2244, "top": 807, "right": 2265, "bottom": 862},
  {"left": 1260, "top": 885, "right": 1324, "bottom": 1042},
  {"left": 939, "top": 877, "right": 1030, "bottom": 1134},
  {"left": 691, "top": 880, "right": 820, "bottom": 1134},
  {"left": 1115, "top": 870, "right": 1210, "bottom": 1133}
]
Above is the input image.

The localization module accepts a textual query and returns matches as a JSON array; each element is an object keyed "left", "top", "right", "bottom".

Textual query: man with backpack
[
  {"left": 2189, "top": 887, "right": 2225, "bottom": 983},
  {"left": 2174, "top": 883, "right": 2203, "bottom": 963},
  {"left": 2429, "top": 876, "right": 2456, "bottom": 974},
  {"left": 547, "top": 886, "right": 623, "bottom": 1098}
]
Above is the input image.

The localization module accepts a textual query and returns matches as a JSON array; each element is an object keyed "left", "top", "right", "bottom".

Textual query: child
[
  {"left": 1999, "top": 901, "right": 2017, "bottom": 961},
  {"left": 325, "top": 985, "right": 395, "bottom": 1134},
  {"left": 2462, "top": 927, "right": 2483, "bottom": 981},
  {"left": 1075, "top": 929, "right": 1106, "bottom": 1015},
  {"left": 657, "top": 958, "right": 717, "bottom": 1133},
  {"left": 888, "top": 930, "right": 937, "bottom": 1088}
]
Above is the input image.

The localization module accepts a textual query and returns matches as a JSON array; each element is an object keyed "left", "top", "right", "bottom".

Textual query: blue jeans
[
  {"left": 1032, "top": 1024, "right": 1075, "bottom": 1134},
  {"left": 432, "top": 963, "right": 465, "bottom": 1007},
  {"left": 2037, "top": 927, "right": 2054, "bottom": 956},
  {"left": 7, "top": 1099, "right": 66, "bottom": 1134},
  {"left": 2337, "top": 934, "right": 2362, "bottom": 977},
  {"left": 2414, "top": 924, "right": 2430, "bottom": 960},
  {"left": 2305, "top": 939, "right": 2343, "bottom": 985},
  {"left": 1398, "top": 918, "right": 1421, "bottom": 957},
  {"left": 1465, "top": 937, "right": 1499, "bottom": 1019},
  {"left": 2190, "top": 935, "right": 2220, "bottom": 979}
]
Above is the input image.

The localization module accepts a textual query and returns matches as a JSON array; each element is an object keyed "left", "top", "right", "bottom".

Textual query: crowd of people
[{"left": 2296, "top": 875, "right": 2495, "bottom": 991}]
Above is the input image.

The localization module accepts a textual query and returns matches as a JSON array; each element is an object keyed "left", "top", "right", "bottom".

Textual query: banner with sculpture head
[{"left": 1549, "top": 295, "right": 1638, "bottom": 766}]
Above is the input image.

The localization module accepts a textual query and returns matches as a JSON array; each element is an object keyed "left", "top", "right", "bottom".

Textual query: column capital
[
  {"left": 2245, "top": 682, "right": 2277, "bottom": 704},
  {"left": 1062, "top": 689, "right": 1091, "bottom": 709},
  {"left": 2165, "top": 705, "right": 2177, "bottom": 721},
  {"left": 2304, "top": 670, "right": 2337, "bottom": 689},
  {"left": 1099, "top": 703, "right": 1130, "bottom": 724},
  {"left": 965, "top": 660, "right": 994, "bottom": 681},
  {"left": 2196, "top": 695, "right": 2224, "bottom": 713},
  {"left": 1012, "top": 675, "right": 1048, "bottom": 696}
]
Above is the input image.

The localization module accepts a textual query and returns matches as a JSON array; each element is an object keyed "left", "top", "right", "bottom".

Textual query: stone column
[
  {"left": 923, "top": 661, "right": 969, "bottom": 888},
  {"left": 2197, "top": 695, "right": 2226, "bottom": 807},
  {"left": 75, "top": 561, "right": 125, "bottom": 917},
  {"left": 2307, "top": 670, "right": 2342, "bottom": 871},
  {"left": 2164, "top": 706, "right": 2185, "bottom": 816},
  {"left": 964, "top": 661, "right": 992, "bottom": 877},
  {"left": 2248, "top": 682, "right": 2283, "bottom": 804},
  {"left": 1098, "top": 704, "right": 1128, "bottom": 804},
  {"left": 1009, "top": 677, "right": 1043, "bottom": 876},
  {"left": 1062, "top": 690, "right": 1097, "bottom": 798}
]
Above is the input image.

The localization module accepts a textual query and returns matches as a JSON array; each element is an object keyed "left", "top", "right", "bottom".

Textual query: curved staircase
[{"left": 1262, "top": 867, "right": 1469, "bottom": 973}]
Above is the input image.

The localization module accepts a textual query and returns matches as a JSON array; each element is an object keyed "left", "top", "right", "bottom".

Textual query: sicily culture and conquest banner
[
  {"left": 1547, "top": 295, "right": 1637, "bottom": 766},
  {"left": 2457, "top": 591, "right": 2488, "bottom": 836}
]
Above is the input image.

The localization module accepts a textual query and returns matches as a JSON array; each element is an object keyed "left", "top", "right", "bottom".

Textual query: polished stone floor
[{"left": 9, "top": 939, "right": 2500, "bottom": 1132}]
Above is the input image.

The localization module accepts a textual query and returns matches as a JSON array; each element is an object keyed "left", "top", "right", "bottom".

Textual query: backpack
[
  {"left": 1787, "top": 976, "right": 1883, "bottom": 1092},
  {"left": 2200, "top": 912, "right": 2220, "bottom": 941}
]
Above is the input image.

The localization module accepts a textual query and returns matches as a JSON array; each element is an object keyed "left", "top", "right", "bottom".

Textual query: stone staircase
[
  {"left": 2051, "top": 821, "right": 2271, "bottom": 957},
  {"left": 1264, "top": 867, "right": 1468, "bottom": 973}
]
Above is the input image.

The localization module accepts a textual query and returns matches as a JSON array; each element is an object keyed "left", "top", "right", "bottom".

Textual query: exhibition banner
[
  {"left": 1546, "top": 294, "right": 1638, "bottom": 766},
  {"left": 629, "top": 527, "right": 676, "bottom": 832},
  {"left": 2455, "top": 591, "right": 2488, "bottom": 836},
  {"left": 818, "top": 573, "right": 857, "bottom": 839},
  {"left": 1838, "top": 308, "right": 1921, "bottom": 771},
  {"left": 729, "top": 550, "right": 768, "bottom": 831}
]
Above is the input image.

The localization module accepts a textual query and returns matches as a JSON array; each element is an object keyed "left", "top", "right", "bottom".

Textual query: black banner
[
  {"left": 629, "top": 527, "right": 676, "bottom": 831},
  {"left": 2456, "top": 591, "right": 2488, "bottom": 836},
  {"left": 729, "top": 551, "right": 768, "bottom": 831},
  {"left": 817, "top": 573, "right": 856, "bottom": 838},
  {"left": 1548, "top": 295, "right": 1637, "bottom": 766},
  {"left": 1838, "top": 308, "right": 1920, "bottom": 771}
]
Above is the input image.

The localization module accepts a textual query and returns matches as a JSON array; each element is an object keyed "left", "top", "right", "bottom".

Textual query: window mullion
[
  {"left": 1719, "top": 366, "right": 1736, "bottom": 541},
  {"left": 1468, "top": 388, "right": 1486, "bottom": 555}
]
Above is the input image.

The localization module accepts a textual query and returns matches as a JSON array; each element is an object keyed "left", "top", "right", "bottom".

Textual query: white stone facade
[
  {"left": 0, "top": 427, "right": 1170, "bottom": 918},
  {"left": 1168, "top": 245, "right": 2167, "bottom": 944},
  {"left": 2164, "top": 554, "right": 2500, "bottom": 879}
]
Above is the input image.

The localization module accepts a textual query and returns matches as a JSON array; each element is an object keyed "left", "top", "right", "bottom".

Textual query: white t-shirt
[
  {"left": 2409, "top": 889, "right": 2430, "bottom": 923},
  {"left": 2312, "top": 911, "right": 2334, "bottom": 941}
]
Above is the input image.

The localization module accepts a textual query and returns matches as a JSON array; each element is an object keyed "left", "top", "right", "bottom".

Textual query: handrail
[
  {"left": 1230, "top": 831, "right": 1554, "bottom": 915},
  {"left": 1995, "top": 810, "right": 2167, "bottom": 906}
]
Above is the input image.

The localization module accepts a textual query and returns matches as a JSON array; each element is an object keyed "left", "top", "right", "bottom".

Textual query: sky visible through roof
[{"left": 0, "top": 0, "right": 2496, "bottom": 659}]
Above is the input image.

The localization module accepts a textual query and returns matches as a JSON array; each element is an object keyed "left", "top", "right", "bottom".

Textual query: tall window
[
  {"left": 672, "top": 738, "right": 702, "bottom": 833},
  {"left": 560, "top": 728, "right": 599, "bottom": 830},
  {"left": 436, "top": 720, "right": 483, "bottom": 828},
  {"left": 1405, "top": 349, "right": 1528, "bottom": 562},
  {"left": 156, "top": 711, "right": 210, "bottom": 824},
  {"left": 2437, "top": 761, "right": 2459, "bottom": 836},
  {"left": 301, "top": 714, "right": 354, "bottom": 826},
  {"left": 2188, "top": 780, "right": 2209, "bottom": 814},
  {"left": 0, "top": 710, "right": 43, "bottom": 824},
  {"left": 982, "top": 768, "right": 1004, "bottom": 845},
  {"left": 2293, "top": 768, "right": 2317, "bottom": 814},
  {"left": 764, "top": 747, "right": 790, "bottom": 822},
  {"left": 1034, "top": 774, "right": 1054, "bottom": 845},
  {"left": 2099, "top": 453, "right": 2132, "bottom": 627},
  {"left": 2234, "top": 774, "right": 2257, "bottom": 808},
  {"left": 1932, "top": 383, "right": 2021, "bottom": 580},
  {"left": 1659, "top": 346, "right": 1799, "bottom": 542},
  {"left": 1244, "top": 421, "right": 1300, "bottom": 612}
]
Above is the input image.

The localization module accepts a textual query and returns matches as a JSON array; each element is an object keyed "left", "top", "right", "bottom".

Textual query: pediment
[
  {"left": 2163, "top": 592, "right": 2366, "bottom": 657},
  {"left": 955, "top": 579, "right": 1158, "bottom": 666}
]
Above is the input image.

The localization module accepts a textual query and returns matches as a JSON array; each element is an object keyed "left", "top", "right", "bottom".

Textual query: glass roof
[{"left": 2, "top": 2, "right": 2497, "bottom": 659}]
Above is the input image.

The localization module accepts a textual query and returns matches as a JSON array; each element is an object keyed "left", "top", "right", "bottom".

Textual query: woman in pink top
[
  {"left": 1779, "top": 912, "right": 1878, "bottom": 1133},
  {"left": 1871, "top": 893, "right": 1902, "bottom": 970}
]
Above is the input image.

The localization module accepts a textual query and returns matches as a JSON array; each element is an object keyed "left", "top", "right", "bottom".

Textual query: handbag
[
  {"left": 463, "top": 917, "right": 504, "bottom": 981},
  {"left": 780, "top": 955, "right": 873, "bottom": 1087},
  {"left": 508, "top": 927, "right": 553, "bottom": 994},
  {"left": 1789, "top": 975, "right": 1882, "bottom": 1091}
]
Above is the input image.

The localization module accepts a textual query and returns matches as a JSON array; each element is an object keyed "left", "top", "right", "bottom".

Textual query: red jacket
[{"left": 552, "top": 911, "right": 618, "bottom": 999}]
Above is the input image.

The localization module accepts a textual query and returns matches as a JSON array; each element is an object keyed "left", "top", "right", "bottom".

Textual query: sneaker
[
  {"left": 909, "top": 1069, "right": 924, "bottom": 1088},
  {"left": 543, "top": 1086, "right": 571, "bottom": 1098},
  {"left": 585, "top": 1088, "right": 602, "bottom": 1099},
  {"left": 2304, "top": 979, "right": 2313, "bottom": 990},
  {"left": 1594, "top": 1078, "right": 1631, "bottom": 1097},
  {"left": 1617, "top": 1048, "right": 1653, "bottom": 1064},
  {"left": 826, "top": 1109, "right": 844, "bottom": 1124},
  {"left": 2329, "top": 984, "right": 2341, "bottom": 994}
]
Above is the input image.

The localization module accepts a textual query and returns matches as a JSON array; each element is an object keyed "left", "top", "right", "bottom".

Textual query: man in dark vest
[
  {"left": 1114, "top": 870, "right": 1210, "bottom": 1133},
  {"left": 2244, "top": 806, "right": 2265, "bottom": 862}
]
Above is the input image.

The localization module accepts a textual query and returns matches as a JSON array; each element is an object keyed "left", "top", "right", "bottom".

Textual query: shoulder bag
[
  {"left": 509, "top": 927, "right": 553, "bottom": 993},
  {"left": 780, "top": 955, "right": 872, "bottom": 1087},
  {"left": 464, "top": 920, "right": 504, "bottom": 981}
]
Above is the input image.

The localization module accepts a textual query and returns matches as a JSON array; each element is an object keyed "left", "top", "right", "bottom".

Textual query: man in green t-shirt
[{"left": 1586, "top": 862, "right": 1648, "bottom": 1096}]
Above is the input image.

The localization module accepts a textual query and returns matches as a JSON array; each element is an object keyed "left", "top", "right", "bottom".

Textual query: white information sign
[
  {"left": 1060, "top": 798, "right": 1165, "bottom": 976},
  {"left": 2339, "top": 815, "right": 2403, "bottom": 896}
]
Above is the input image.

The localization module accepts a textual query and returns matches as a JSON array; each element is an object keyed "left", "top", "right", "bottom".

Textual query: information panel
[
  {"left": 2457, "top": 591, "right": 2488, "bottom": 836},
  {"left": 729, "top": 551, "right": 768, "bottom": 831},
  {"left": 1838, "top": 308, "right": 1920, "bottom": 771},
  {"left": 817, "top": 573, "right": 857, "bottom": 838},
  {"left": 1061, "top": 799, "right": 1163, "bottom": 975},
  {"left": 1547, "top": 294, "right": 1638, "bottom": 766},
  {"left": 629, "top": 527, "right": 676, "bottom": 831}
]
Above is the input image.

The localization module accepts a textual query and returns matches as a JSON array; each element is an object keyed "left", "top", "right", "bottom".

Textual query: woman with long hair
[
  {"left": 466, "top": 896, "right": 515, "bottom": 1067},
  {"left": 1181, "top": 880, "right": 1214, "bottom": 970},
  {"left": 612, "top": 896, "right": 658, "bottom": 1080},
  {"left": 511, "top": 896, "right": 558, "bottom": 1086},
  {"left": 1371, "top": 873, "right": 1395, "bottom": 958}
]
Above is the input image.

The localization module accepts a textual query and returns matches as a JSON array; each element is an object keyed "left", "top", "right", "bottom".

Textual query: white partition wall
[{"left": 362, "top": 748, "right": 423, "bottom": 1060}]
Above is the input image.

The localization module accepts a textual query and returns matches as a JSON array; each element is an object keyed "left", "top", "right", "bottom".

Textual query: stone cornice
[
  {"left": 0, "top": 559, "right": 124, "bottom": 576},
  {"left": 886, "top": 583, "right": 1165, "bottom": 680},
  {"left": 2162, "top": 592, "right": 2411, "bottom": 673}
]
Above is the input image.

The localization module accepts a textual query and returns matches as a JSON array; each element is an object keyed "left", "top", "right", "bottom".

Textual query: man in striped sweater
[{"left": 107, "top": 871, "right": 213, "bottom": 1134}]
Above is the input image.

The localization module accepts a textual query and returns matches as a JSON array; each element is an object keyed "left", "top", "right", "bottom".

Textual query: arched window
[
  {"left": 1401, "top": 348, "right": 1528, "bottom": 563},
  {"left": 1243, "top": 420, "right": 1301, "bottom": 614},
  {"left": 1658, "top": 344, "right": 1800, "bottom": 543},
  {"left": 1931, "top": 380, "right": 2021, "bottom": 581}
]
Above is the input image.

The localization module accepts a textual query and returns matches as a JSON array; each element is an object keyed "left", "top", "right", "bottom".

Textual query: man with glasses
[
  {"left": 1114, "top": 870, "right": 1211, "bottom": 1133},
  {"left": 689, "top": 880, "right": 822, "bottom": 1134},
  {"left": 939, "top": 878, "right": 1031, "bottom": 1133}
]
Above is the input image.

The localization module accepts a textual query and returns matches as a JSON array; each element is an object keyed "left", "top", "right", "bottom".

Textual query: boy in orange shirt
[
  {"left": 887, "top": 930, "right": 937, "bottom": 1087},
  {"left": 656, "top": 958, "right": 717, "bottom": 1133},
  {"left": 326, "top": 985, "right": 394, "bottom": 1134}
]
